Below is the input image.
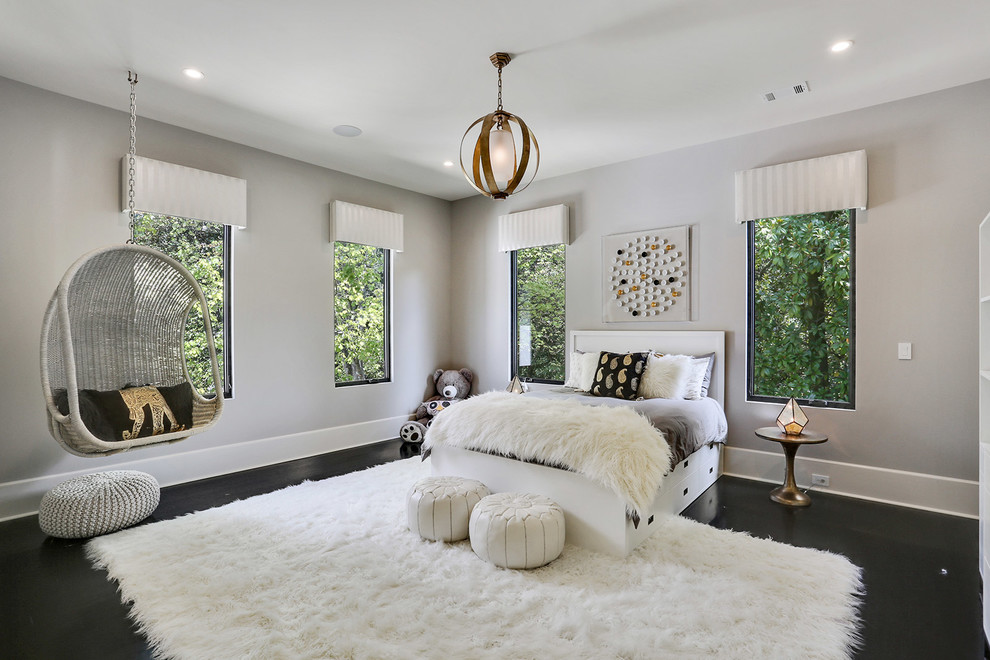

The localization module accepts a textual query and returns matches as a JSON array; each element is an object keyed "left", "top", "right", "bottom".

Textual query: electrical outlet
[{"left": 811, "top": 474, "right": 829, "bottom": 487}]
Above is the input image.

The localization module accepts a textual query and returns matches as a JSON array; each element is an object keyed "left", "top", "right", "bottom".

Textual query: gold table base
[
  {"left": 754, "top": 427, "right": 828, "bottom": 508},
  {"left": 770, "top": 442, "right": 810, "bottom": 506}
]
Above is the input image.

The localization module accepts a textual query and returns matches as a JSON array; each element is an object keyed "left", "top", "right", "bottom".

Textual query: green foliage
[
  {"left": 514, "top": 244, "right": 566, "bottom": 381},
  {"left": 752, "top": 211, "right": 852, "bottom": 403},
  {"left": 334, "top": 242, "right": 387, "bottom": 383},
  {"left": 131, "top": 213, "right": 226, "bottom": 396}
]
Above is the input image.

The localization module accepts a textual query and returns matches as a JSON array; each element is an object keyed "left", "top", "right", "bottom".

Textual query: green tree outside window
[
  {"left": 334, "top": 242, "right": 389, "bottom": 384},
  {"left": 513, "top": 244, "right": 566, "bottom": 382},
  {"left": 131, "top": 213, "right": 228, "bottom": 397},
  {"left": 749, "top": 210, "right": 854, "bottom": 406}
]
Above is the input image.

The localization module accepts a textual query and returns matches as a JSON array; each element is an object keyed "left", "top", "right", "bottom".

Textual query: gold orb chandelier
[{"left": 460, "top": 52, "right": 540, "bottom": 200}]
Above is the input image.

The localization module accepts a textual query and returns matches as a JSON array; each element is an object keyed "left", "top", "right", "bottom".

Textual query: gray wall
[
  {"left": 4, "top": 72, "right": 987, "bottom": 515},
  {"left": 450, "top": 79, "right": 990, "bottom": 482},
  {"left": 0, "top": 77, "right": 452, "bottom": 500}
]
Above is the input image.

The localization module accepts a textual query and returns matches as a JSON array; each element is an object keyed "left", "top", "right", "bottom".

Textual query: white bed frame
[{"left": 431, "top": 330, "right": 726, "bottom": 557}]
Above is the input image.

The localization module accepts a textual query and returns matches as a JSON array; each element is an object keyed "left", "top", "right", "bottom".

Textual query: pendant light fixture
[{"left": 460, "top": 52, "right": 539, "bottom": 200}]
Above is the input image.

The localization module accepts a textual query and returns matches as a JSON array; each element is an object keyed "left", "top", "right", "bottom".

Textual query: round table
[{"left": 754, "top": 427, "right": 828, "bottom": 507}]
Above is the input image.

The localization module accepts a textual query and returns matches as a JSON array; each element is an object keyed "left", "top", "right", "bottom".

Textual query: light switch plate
[{"left": 898, "top": 342, "right": 912, "bottom": 360}]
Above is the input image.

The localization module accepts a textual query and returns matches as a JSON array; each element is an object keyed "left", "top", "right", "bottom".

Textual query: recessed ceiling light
[
  {"left": 830, "top": 40, "right": 853, "bottom": 53},
  {"left": 182, "top": 68, "right": 205, "bottom": 80},
  {"left": 443, "top": 161, "right": 454, "bottom": 167},
  {"left": 333, "top": 125, "right": 363, "bottom": 138}
]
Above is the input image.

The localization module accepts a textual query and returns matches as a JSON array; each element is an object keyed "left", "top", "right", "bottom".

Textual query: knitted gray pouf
[{"left": 39, "top": 470, "right": 160, "bottom": 539}]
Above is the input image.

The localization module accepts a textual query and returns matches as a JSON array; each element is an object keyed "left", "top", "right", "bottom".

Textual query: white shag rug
[{"left": 87, "top": 458, "right": 862, "bottom": 660}]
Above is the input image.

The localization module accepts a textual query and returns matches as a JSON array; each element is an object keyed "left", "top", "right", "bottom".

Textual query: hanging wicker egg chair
[{"left": 40, "top": 244, "right": 223, "bottom": 456}]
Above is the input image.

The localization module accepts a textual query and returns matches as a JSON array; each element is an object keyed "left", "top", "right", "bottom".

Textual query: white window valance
[
  {"left": 497, "top": 204, "right": 570, "bottom": 252},
  {"left": 331, "top": 200, "right": 404, "bottom": 252},
  {"left": 734, "top": 149, "right": 867, "bottom": 223},
  {"left": 120, "top": 155, "right": 248, "bottom": 228}
]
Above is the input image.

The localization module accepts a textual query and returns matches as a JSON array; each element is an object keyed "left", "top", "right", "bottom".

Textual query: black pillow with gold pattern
[
  {"left": 590, "top": 351, "right": 648, "bottom": 400},
  {"left": 53, "top": 382, "right": 194, "bottom": 442}
]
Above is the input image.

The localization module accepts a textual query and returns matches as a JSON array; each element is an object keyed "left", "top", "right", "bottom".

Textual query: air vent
[{"left": 761, "top": 81, "right": 811, "bottom": 103}]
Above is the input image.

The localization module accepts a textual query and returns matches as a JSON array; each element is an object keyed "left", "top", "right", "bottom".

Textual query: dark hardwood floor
[
  {"left": 681, "top": 474, "right": 983, "bottom": 659},
  {"left": 0, "top": 440, "right": 982, "bottom": 659}
]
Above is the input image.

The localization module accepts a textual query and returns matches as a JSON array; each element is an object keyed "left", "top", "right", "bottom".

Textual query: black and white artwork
[{"left": 602, "top": 226, "right": 691, "bottom": 322}]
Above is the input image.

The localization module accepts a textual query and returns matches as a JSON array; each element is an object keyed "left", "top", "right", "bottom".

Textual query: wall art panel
[{"left": 602, "top": 226, "right": 691, "bottom": 322}]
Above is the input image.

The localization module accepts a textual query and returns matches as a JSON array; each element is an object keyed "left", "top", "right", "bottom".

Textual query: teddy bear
[{"left": 398, "top": 368, "right": 473, "bottom": 444}]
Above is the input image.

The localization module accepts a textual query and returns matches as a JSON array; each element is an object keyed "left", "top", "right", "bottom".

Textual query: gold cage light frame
[{"left": 460, "top": 52, "right": 540, "bottom": 200}]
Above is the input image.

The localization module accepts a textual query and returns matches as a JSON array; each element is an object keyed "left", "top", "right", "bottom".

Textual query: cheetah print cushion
[
  {"left": 53, "top": 382, "right": 194, "bottom": 442},
  {"left": 590, "top": 351, "right": 648, "bottom": 400}
]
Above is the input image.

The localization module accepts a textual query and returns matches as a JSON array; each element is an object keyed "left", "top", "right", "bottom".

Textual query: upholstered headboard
[{"left": 569, "top": 330, "right": 726, "bottom": 407}]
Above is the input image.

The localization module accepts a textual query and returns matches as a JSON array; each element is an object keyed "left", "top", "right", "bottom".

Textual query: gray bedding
[{"left": 525, "top": 388, "right": 728, "bottom": 466}]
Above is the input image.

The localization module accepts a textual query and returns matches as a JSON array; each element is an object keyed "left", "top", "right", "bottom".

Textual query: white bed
[{"left": 430, "top": 329, "right": 726, "bottom": 557}]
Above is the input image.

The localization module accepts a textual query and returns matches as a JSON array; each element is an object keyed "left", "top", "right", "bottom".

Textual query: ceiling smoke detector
[
  {"left": 761, "top": 81, "right": 811, "bottom": 103},
  {"left": 332, "top": 125, "right": 363, "bottom": 138}
]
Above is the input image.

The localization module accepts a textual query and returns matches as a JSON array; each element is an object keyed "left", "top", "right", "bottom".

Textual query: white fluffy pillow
[
  {"left": 637, "top": 353, "right": 692, "bottom": 399},
  {"left": 563, "top": 352, "right": 583, "bottom": 388},
  {"left": 681, "top": 355, "right": 711, "bottom": 400},
  {"left": 563, "top": 351, "right": 600, "bottom": 391}
]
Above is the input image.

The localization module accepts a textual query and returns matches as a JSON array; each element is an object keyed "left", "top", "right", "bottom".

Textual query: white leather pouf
[
  {"left": 38, "top": 470, "right": 160, "bottom": 539},
  {"left": 407, "top": 476, "right": 490, "bottom": 542},
  {"left": 469, "top": 492, "right": 565, "bottom": 569}
]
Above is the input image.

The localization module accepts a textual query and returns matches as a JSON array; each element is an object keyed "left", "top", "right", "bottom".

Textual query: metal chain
[
  {"left": 127, "top": 71, "right": 138, "bottom": 243},
  {"left": 497, "top": 64, "right": 503, "bottom": 111},
  {"left": 496, "top": 64, "right": 504, "bottom": 129}
]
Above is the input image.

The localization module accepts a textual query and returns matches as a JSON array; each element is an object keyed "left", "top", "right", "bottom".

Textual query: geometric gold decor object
[
  {"left": 460, "top": 52, "right": 540, "bottom": 200},
  {"left": 602, "top": 225, "right": 691, "bottom": 322},
  {"left": 776, "top": 397, "right": 809, "bottom": 435},
  {"left": 506, "top": 374, "right": 526, "bottom": 394}
]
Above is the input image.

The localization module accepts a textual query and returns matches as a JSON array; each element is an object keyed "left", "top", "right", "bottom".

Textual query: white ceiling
[{"left": 2, "top": 0, "right": 989, "bottom": 201}]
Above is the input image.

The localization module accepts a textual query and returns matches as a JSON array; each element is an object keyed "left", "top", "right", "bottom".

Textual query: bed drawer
[
  {"left": 654, "top": 444, "right": 721, "bottom": 516},
  {"left": 667, "top": 452, "right": 698, "bottom": 479},
  {"left": 692, "top": 444, "right": 721, "bottom": 487},
  {"left": 687, "top": 444, "right": 721, "bottom": 513},
  {"left": 655, "top": 463, "right": 697, "bottom": 514}
]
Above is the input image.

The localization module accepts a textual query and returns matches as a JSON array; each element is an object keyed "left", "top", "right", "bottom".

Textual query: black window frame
[
  {"left": 131, "top": 214, "right": 234, "bottom": 400},
  {"left": 218, "top": 224, "right": 233, "bottom": 399},
  {"left": 510, "top": 246, "right": 566, "bottom": 385},
  {"left": 333, "top": 243, "right": 392, "bottom": 388},
  {"left": 746, "top": 210, "right": 856, "bottom": 409}
]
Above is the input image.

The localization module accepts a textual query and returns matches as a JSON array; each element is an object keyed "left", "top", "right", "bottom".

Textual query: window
[
  {"left": 334, "top": 241, "right": 390, "bottom": 385},
  {"left": 511, "top": 243, "right": 566, "bottom": 383},
  {"left": 747, "top": 210, "right": 855, "bottom": 408},
  {"left": 131, "top": 213, "right": 232, "bottom": 398}
]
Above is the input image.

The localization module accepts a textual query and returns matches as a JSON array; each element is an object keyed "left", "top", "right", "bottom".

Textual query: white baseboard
[
  {"left": 0, "top": 415, "right": 408, "bottom": 523},
  {"left": 722, "top": 446, "right": 978, "bottom": 519}
]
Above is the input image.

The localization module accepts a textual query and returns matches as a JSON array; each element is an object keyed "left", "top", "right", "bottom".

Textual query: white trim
[
  {"left": 0, "top": 414, "right": 407, "bottom": 522},
  {"left": 722, "top": 445, "right": 977, "bottom": 518},
  {"left": 121, "top": 155, "right": 247, "bottom": 228},
  {"left": 498, "top": 204, "right": 569, "bottom": 252},
  {"left": 734, "top": 149, "right": 867, "bottom": 223},
  {"left": 331, "top": 200, "right": 404, "bottom": 251}
]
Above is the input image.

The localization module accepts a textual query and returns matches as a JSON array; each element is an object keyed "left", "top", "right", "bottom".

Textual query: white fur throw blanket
[{"left": 423, "top": 391, "right": 673, "bottom": 520}]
